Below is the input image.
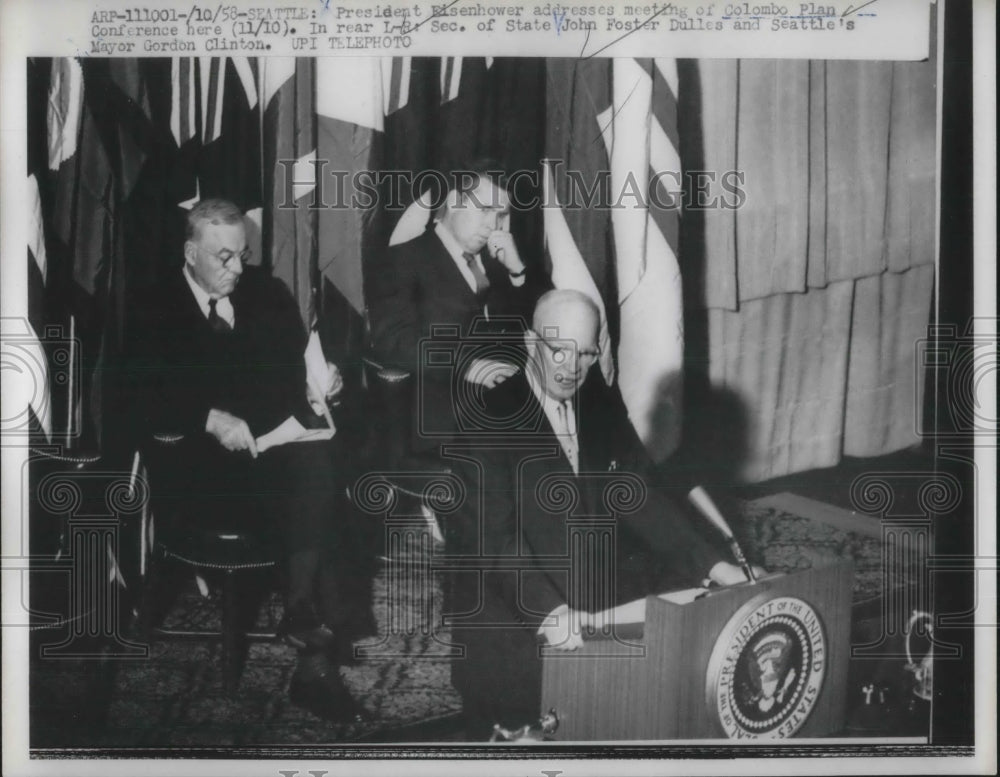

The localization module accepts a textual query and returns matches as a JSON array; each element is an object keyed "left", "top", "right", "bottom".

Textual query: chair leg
[
  {"left": 221, "top": 569, "right": 239, "bottom": 694},
  {"left": 135, "top": 547, "right": 160, "bottom": 642}
]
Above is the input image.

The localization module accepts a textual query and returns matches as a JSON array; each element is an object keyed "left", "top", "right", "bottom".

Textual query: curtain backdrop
[
  {"left": 30, "top": 55, "right": 936, "bottom": 481},
  {"left": 680, "top": 54, "right": 936, "bottom": 482}
]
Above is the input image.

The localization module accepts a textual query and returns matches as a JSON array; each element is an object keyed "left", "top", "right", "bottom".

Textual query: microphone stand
[{"left": 687, "top": 485, "right": 757, "bottom": 584}]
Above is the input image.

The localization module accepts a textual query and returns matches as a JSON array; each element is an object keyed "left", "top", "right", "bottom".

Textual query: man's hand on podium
[
  {"left": 538, "top": 604, "right": 585, "bottom": 651},
  {"left": 708, "top": 561, "right": 768, "bottom": 586}
]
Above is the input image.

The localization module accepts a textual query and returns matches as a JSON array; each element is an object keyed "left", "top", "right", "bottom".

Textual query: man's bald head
[
  {"left": 532, "top": 289, "right": 601, "bottom": 335},
  {"left": 526, "top": 290, "right": 601, "bottom": 401}
]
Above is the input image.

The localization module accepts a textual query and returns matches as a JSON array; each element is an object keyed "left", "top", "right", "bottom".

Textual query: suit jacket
[
  {"left": 367, "top": 229, "right": 551, "bottom": 442},
  {"left": 445, "top": 370, "right": 722, "bottom": 724},
  {"left": 124, "top": 268, "right": 376, "bottom": 631},
  {"left": 126, "top": 266, "right": 312, "bottom": 442},
  {"left": 369, "top": 228, "right": 550, "bottom": 372}
]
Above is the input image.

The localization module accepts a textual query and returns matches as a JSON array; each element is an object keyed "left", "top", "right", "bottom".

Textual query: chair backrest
[{"left": 388, "top": 190, "right": 436, "bottom": 246}]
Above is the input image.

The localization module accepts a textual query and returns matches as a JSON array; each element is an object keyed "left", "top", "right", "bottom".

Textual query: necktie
[
  {"left": 463, "top": 252, "right": 491, "bottom": 298},
  {"left": 555, "top": 400, "right": 579, "bottom": 474},
  {"left": 208, "top": 298, "right": 231, "bottom": 334}
]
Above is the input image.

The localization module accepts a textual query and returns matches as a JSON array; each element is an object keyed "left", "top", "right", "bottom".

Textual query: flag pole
[{"left": 67, "top": 313, "right": 75, "bottom": 448}]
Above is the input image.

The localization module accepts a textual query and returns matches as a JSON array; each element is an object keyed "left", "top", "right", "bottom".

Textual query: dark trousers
[
  {"left": 443, "top": 491, "right": 721, "bottom": 731},
  {"left": 154, "top": 434, "right": 374, "bottom": 631}
]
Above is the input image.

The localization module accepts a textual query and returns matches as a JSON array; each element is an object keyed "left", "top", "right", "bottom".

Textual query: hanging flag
[
  {"left": 170, "top": 57, "right": 263, "bottom": 258},
  {"left": 197, "top": 58, "right": 263, "bottom": 229},
  {"left": 311, "top": 58, "right": 392, "bottom": 368},
  {"left": 440, "top": 57, "right": 463, "bottom": 104},
  {"left": 81, "top": 60, "right": 174, "bottom": 452},
  {"left": 541, "top": 160, "right": 614, "bottom": 385},
  {"left": 200, "top": 56, "right": 225, "bottom": 145},
  {"left": 169, "top": 56, "right": 203, "bottom": 230},
  {"left": 314, "top": 57, "right": 386, "bottom": 310},
  {"left": 170, "top": 57, "right": 197, "bottom": 148},
  {"left": 48, "top": 57, "right": 83, "bottom": 171},
  {"left": 598, "top": 58, "right": 686, "bottom": 461},
  {"left": 26, "top": 173, "right": 52, "bottom": 441},
  {"left": 48, "top": 58, "right": 112, "bottom": 301},
  {"left": 434, "top": 57, "right": 492, "bottom": 174},
  {"left": 262, "top": 57, "right": 317, "bottom": 325},
  {"left": 379, "top": 57, "right": 438, "bottom": 228},
  {"left": 545, "top": 57, "right": 616, "bottom": 348},
  {"left": 382, "top": 56, "right": 412, "bottom": 116},
  {"left": 46, "top": 58, "right": 116, "bottom": 448}
]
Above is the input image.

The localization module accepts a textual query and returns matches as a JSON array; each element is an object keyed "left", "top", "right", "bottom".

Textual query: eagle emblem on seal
[{"left": 744, "top": 631, "right": 798, "bottom": 713}]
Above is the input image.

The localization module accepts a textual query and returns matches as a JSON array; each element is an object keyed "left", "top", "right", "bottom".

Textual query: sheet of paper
[{"left": 255, "top": 416, "right": 335, "bottom": 454}]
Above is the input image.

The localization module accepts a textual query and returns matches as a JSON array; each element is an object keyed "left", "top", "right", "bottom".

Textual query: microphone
[{"left": 687, "top": 485, "right": 757, "bottom": 584}]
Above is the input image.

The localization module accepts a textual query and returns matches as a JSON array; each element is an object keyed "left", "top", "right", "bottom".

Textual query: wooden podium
[{"left": 540, "top": 561, "right": 854, "bottom": 740}]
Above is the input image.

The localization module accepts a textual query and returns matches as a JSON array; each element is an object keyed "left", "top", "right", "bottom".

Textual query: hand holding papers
[
  {"left": 206, "top": 408, "right": 259, "bottom": 458},
  {"left": 254, "top": 330, "right": 339, "bottom": 454},
  {"left": 255, "top": 415, "right": 335, "bottom": 454}
]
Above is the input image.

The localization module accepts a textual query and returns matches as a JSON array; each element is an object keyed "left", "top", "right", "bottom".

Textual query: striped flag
[
  {"left": 382, "top": 57, "right": 412, "bottom": 115},
  {"left": 440, "top": 57, "right": 463, "bottom": 104},
  {"left": 170, "top": 57, "right": 197, "bottom": 148},
  {"left": 171, "top": 57, "right": 263, "bottom": 237},
  {"left": 599, "top": 58, "right": 686, "bottom": 461},
  {"left": 434, "top": 57, "right": 495, "bottom": 174},
  {"left": 199, "top": 57, "right": 225, "bottom": 144},
  {"left": 546, "top": 57, "right": 685, "bottom": 459}
]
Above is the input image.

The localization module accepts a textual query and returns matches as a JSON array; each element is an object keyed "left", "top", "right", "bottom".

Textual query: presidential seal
[{"left": 705, "top": 595, "right": 826, "bottom": 739}]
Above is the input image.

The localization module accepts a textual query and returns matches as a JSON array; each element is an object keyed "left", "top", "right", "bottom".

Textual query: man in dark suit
[
  {"left": 127, "top": 199, "right": 370, "bottom": 723},
  {"left": 444, "top": 289, "right": 750, "bottom": 736},
  {"left": 367, "top": 162, "right": 550, "bottom": 448}
]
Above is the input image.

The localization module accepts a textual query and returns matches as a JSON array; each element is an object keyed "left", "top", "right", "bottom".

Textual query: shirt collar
[
  {"left": 182, "top": 266, "right": 234, "bottom": 325},
  {"left": 434, "top": 220, "right": 469, "bottom": 262},
  {"left": 525, "top": 364, "right": 575, "bottom": 428}
]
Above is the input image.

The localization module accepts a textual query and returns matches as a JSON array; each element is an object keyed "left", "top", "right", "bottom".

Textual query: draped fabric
[
  {"left": 544, "top": 59, "right": 616, "bottom": 382},
  {"left": 545, "top": 58, "right": 688, "bottom": 460},
  {"left": 683, "top": 56, "right": 937, "bottom": 481},
  {"left": 262, "top": 58, "right": 316, "bottom": 325},
  {"left": 30, "top": 55, "right": 937, "bottom": 481},
  {"left": 706, "top": 280, "right": 855, "bottom": 481}
]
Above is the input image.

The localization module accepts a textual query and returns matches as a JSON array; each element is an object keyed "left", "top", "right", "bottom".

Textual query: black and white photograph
[{"left": 1, "top": 0, "right": 994, "bottom": 774}]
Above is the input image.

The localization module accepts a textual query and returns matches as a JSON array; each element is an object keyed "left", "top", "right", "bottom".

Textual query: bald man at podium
[{"left": 444, "top": 289, "right": 751, "bottom": 738}]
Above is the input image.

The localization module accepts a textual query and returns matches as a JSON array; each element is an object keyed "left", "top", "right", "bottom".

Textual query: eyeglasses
[
  {"left": 202, "top": 246, "right": 251, "bottom": 268},
  {"left": 534, "top": 332, "right": 601, "bottom": 364}
]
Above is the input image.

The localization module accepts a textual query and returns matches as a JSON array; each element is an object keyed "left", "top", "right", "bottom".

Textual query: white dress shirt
[
  {"left": 183, "top": 266, "right": 235, "bottom": 328},
  {"left": 526, "top": 368, "right": 579, "bottom": 475}
]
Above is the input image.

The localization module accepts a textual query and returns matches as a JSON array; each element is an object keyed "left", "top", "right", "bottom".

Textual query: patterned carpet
[
  {"left": 733, "top": 499, "right": 918, "bottom": 604},
  {"left": 29, "top": 496, "right": 917, "bottom": 750}
]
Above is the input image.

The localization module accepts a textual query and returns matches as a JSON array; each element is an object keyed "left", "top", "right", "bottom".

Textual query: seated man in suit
[
  {"left": 127, "top": 199, "right": 371, "bottom": 723},
  {"left": 367, "top": 160, "right": 551, "bottom": 449},
  {"left": 445, "top": 289, "right": 751, "bottom": 736}
]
